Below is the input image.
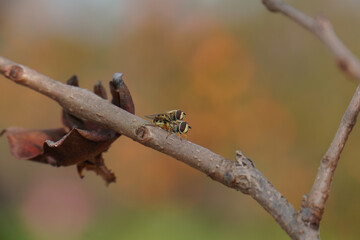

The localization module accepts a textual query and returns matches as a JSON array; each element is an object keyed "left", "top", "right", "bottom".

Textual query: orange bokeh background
[{"left": 1, "top": 1, "right": 360, "bottom": 239}]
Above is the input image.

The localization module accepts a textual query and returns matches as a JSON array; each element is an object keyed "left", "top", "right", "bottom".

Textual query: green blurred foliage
[{"left": 1, "top": 0, "right": 360, "bottom": 239}]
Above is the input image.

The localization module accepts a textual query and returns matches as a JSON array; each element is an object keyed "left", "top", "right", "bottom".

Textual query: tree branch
[
  {"left": 262, "top": 0, "right": 360, "bottom": 229},
  {"left": 0, "top": 56, "right": 315, "bottom": 239},
  {"left": 302, "top": 85, "right": 360, "bottom": 228},
  {"left": 262, "top": 0, "right": 360, "bottom": 80},
  {"left": 2, "top": 2, "right": 360, "bottom": 238}
]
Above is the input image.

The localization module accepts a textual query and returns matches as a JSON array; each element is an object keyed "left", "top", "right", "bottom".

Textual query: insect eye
[
  {"left": 176, "top": 110, "right": 183, "bottom": 120},
  {"left": 179, "top": 122, "right": 187, "bottom": 133}
]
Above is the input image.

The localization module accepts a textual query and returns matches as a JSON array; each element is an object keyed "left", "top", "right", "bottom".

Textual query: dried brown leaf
[{"left": 1, "top": 73, "right": 135, "bottom": 185}]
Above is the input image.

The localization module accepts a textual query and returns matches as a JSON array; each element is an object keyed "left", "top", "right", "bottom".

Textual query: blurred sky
[{"left": 1, "top": 0, "right": 360, "bottom": 239}]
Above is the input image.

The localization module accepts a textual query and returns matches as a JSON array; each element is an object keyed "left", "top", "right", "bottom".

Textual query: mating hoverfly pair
[{"left": 145, "top": 110, "right": 191, "bottom": 137}]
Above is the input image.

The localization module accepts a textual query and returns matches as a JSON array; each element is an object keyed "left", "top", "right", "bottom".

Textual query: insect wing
[
  {"left": 145, "top": 113, "right": 172, "bottom": 122},
  {"left": 144, "top": 113, "right": 162, "bottom": 120}
]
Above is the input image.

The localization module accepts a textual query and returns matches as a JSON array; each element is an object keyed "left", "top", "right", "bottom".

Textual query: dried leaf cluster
[{"left": 1, "top": 74, "right": 135, "bottom": 185}]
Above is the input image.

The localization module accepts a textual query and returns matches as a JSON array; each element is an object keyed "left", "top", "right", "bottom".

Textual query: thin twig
[
  {"left": 302, "top": 85, "right": 360, "bottom": 228},
  {"left": 262, "top": 0, "right": 360, "bottom": 80},
  {"left": 0, "top": 56, "right": 315, "bottom": 239},
  {"left": 262, "top": 0, "right": 360, "bottom": 228}
]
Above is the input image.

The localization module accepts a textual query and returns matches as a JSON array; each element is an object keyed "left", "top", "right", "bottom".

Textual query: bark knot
[
  {"left": 236, "top": 175, "right": 251, "bottom": 194},
  {"left": 300, "top": 207, "right": 322, "bottom": 230},
  {"left": 224, "top": 170, "right": 251, "bottom": 194},
  {"left": 2, "top": 65, "right": 24, "bottom": 82},
  {"left": 135, "top": 126, "right": 151, "bottom": 143},
  {"left": 235, "top": 150, "right": 255, "bottom": 168}
]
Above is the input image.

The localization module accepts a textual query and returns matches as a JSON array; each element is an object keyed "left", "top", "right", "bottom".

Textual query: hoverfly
[
  {"left": 145, "top": 110, "right": 186, "bottom": 123},
  {"left": 168, "top": 120, "right": 192, "bottom": 135},
  {"left": 153, "top": 119, "right": 191, "bottom": 137},
  {"left": 146, "top": 110, "right": 191, "bottom": 137}
]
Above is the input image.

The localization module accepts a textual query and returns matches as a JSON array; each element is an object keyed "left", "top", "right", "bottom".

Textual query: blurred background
[{"left": 1, "top": 0, "right": 360, "bottom": 239}]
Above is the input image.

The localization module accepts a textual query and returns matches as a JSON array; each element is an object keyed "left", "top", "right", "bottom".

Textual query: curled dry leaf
[{"left": 1, "top": 73, "right": 135, "bottom": 185}]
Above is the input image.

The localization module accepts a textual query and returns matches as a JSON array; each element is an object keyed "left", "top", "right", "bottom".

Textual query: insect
[
  {"left": 146, "top": 110, "right": 191, "bottom": 137},
  {"left": 145, "top": 110, "right": 186, "bottom": 123},
  {"left": 152, "top": 120, "right": 191, "bottom": 137},
  {"left": 168, "top": 120, "right": 192, "bottom": 135}
]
